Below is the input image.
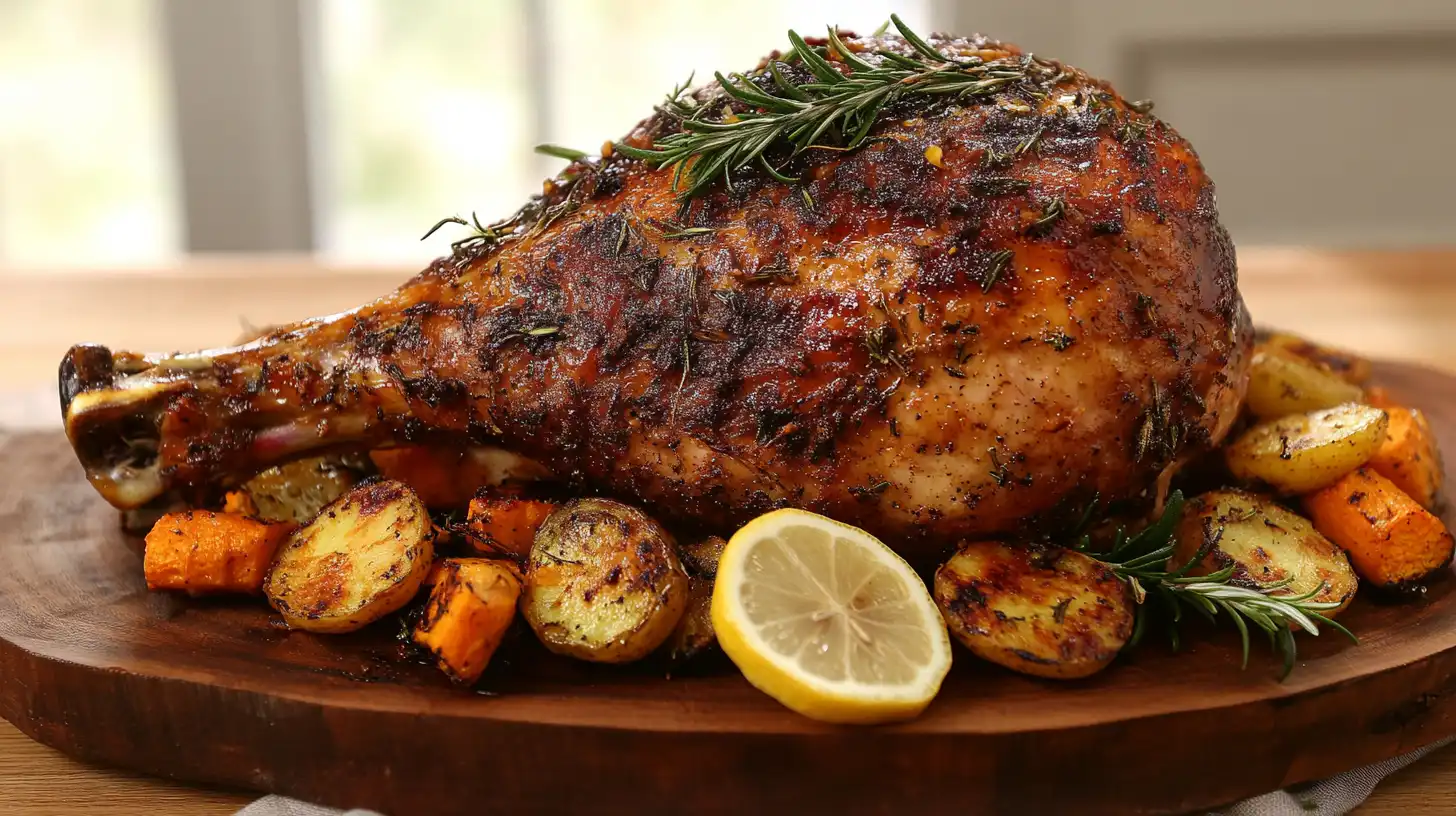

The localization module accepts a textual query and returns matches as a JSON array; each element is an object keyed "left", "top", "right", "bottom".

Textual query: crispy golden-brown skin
[{"left": 61, "top": 30, "right": 1250, "bottom": 563}]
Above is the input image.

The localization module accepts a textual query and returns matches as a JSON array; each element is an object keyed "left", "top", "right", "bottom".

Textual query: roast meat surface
[{"left": 61, "top": 29, "right": 1251, "bottom": 562}]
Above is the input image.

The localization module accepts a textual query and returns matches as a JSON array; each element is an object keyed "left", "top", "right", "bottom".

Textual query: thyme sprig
[
  {"left": 1082, "top": 492, "right": 1356, "bottom": 680},
  {"left": 615, "top": 15, "right": 1042, "bottom": 198}
]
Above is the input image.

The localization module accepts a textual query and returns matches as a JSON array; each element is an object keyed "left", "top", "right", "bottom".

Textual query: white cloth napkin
[{"left": 235, "top": 736, "right": 1454, "bottom": 816}]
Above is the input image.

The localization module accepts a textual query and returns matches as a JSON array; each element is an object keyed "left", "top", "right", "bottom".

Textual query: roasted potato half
[
  {"left": 523, "top": 498, "right": 689, "bottom": 663},
  {"left": 933, "top": 542, "right": 1134, "bottom": 680},
  {"left": 1261, "top": 332, "right": 1372, "bottom": 386},
  {"left": 264, "top": 480, "right": 435, "bottom": 633},
  {"left": 1245, "top": 347, "right": 1364, "bottom": 420},
  {"left": 1171, "top": 490, "right": 1357, "bottom": 615},
  {"left": 1225, "top": 403, "right": 1388, "bottom": 494},
  {"left": 245, "top": 455, "right": 360, "bottom": 524}
]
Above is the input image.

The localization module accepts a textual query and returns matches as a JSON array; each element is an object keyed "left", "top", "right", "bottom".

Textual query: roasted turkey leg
[{"left": 60, "top": 31, "right": 1250, "bottom": 562}]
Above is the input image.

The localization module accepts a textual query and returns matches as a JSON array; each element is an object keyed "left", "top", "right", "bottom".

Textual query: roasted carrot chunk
[
  {"left": 1366, "top": 405, "right": 1444, "bottom": 510},
  {"left": 1303, "top": 468, "right": 1454, "bottom": 589},
  {"left": 369, "top": 446, "right": 481, "bottom": 509},
  {"left": 144, "top": 510, "right": 293, "bottom": 595},
  {"left": 466, "top": 489, "right": 557, "bottom": 557},
  {"left": 222, "top": 490, "right": 259, "bottom": 516},
  {"left": 370, "top": 446, "right": 550, "bottom": 509},
  {"left": 1363, "top": 386, "right": 1396, "bottom": 410},
  {"left": 413, "top": 558, "right": 522, "bottom": 684}
]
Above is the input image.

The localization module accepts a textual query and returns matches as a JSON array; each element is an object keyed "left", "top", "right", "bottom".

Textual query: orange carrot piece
[
  {"left": 1367, "top": 406, "right": 1444, "bottom": 509},
  {"left": 144, "top": 510, "right": 293, "bottom": 595},
  {"left": 1303, "top": 468, "right": 1454, "bottom": 588},
  {"left": 369, "top": 447, "right": 480, "bottom": 509},
  {"left": 222, "top": 490, "right": 259, "bottom": 516},
  {"left": 413, "top": 559, "right": 521, "bottom": 684},
  {"left": 466, "top": 490, "right": 557, "bottom": 557},
  {"left": 1363, "top": 386, "right": 1395, "bottom": 410}
]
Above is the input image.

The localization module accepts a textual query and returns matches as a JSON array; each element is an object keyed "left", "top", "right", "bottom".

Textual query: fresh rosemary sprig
[
  {"left": 614, "top": 15, "right": 1040, "bottom": 198},
  {"left": 535, "top": 143, "right": 589, "bottom": 162},
  {"left": 1082, "top": 491, "right": 1356, "bottom": 680}
]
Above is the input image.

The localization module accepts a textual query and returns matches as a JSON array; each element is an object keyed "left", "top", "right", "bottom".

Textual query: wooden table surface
[{"left": 2, "top": 249, "right": 1455, "bottom": 815}]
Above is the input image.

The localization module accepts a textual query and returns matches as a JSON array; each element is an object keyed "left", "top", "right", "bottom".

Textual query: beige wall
[{"left": 944, "top": 0, "right": 1456, "bottom": 248}]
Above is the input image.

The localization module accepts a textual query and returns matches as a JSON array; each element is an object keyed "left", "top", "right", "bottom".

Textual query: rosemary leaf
[
  {"left": 534, "top": 144, "right": 589, "bottom": 162},
  {"left": 1096, "top": 491, "right": 1357, "bottom": 680},
  {"left": 617, "top": 17, "right": 1042, "bottom": 199}
]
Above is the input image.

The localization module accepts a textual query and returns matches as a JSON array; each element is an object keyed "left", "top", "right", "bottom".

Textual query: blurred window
[
  {"left": 0, "top": 0, "right": 178, "bottom": 265},
  {"left": 0, "top": 1, "right": 927, "bottom": 265},
  {"left": 318, "top": 0, "right": 926, "bottom": 262}
]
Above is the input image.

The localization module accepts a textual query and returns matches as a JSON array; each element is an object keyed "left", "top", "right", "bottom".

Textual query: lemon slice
[{"left": 711, "top": 509, "right": 952, "bottom": 724}]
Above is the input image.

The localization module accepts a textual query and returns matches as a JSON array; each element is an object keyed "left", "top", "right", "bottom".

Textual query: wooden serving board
[{"left": 3, "top": 362, "right": 1456, "bottom": 816}]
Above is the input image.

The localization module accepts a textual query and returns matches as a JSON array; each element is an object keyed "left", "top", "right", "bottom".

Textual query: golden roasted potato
[
  {"left": 679, "top": 535, "right": 727, "bottom": 578},
  {"left": 522, "top": 498, "right": 689, "bottom": 663},
  {"left": 932, "top": 542, "right": 1133, "bottom": 679},
  {"left": 1245, "top": 347, "right": 1364, "bottom": 419},
  {"left": 1304, "top": 468, "right": 1455, "bottom": 590},
  {"left": 1225, "top": 403, "right": 1388, "bottom": 494},
  {"left": 1171, "top": 490, "right": 1357, "bottom": 615},
  {"left": 1261, "top": 332, "right": 1372, "bottom": 386},
  {"left": 666, "top": 574, "right": 717, "bottom": 662},
  {"left": 245, "top": 455, "right": 360, "bottom": 524},
  {"left": 264, "top": 480, "right": 435, "bottom": 633}
]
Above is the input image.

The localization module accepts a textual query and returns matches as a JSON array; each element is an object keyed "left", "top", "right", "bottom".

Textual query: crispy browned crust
[{"left": 62, "top": 31, "right": 1250, "bottom": 562}]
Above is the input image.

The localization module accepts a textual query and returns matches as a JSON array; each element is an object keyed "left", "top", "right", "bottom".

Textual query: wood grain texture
[
  {"left": 0, "top": 720, "right": 246, "bottom": 815},
  {"left": 1, "top": 362, "right": 1455, "bottom": 814}
]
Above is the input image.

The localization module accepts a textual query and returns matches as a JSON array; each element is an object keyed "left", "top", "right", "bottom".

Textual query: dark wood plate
[{"left": 2, "top": 361, "right": 1455, "bottom": 815}]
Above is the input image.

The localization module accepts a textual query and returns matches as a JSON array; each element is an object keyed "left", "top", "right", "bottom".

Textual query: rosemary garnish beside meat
[
  {"left": 1081, "top": 492, "right": 1356, "bottom": 680},
  {"left": 615, "top": 15, "right": 1046, "bottom": 198}
]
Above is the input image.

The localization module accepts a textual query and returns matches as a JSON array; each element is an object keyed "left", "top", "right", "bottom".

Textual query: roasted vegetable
[
  {"left": 264, "top": 480, "right": 435, "bottom": 633},
  {"left": 679, "top": 535, "right": 727, "bottom": 578},
  {"left": 522, "top": 498, "right": 689, "bottom": 663},
  {"left": 222, "top": 490, "right": 260, "bottom": 516},
  {"left": 666, "top": 574, "right": 717, "bottom": 663},
  {"left": 413, "top": 558, "right": 522, "bottom": 685},
  {"left": 1224, "top": 403, "right": 1388, "bottom": 494},
  {"left": 1260, "top": 332, "right": 1372, "bottom": 386},
  {"left": 466, "top": 489, "right": 558, "bottom": 557},
  {"left": 370, "top": 445, "right": 551, "bottom": 509},
  {"left": 1170, "top": 490, "right": 1356, "bottom": 615},
  {"left": 244, "top": 456, "right": 359, "bottom": 524},
  {"left": 1367, "top": 405, "right": 1444, "bottom": 510},
  {"left": 1245, "top": 347, "right": 1364, "bottom": 420},
  {"left": 1303, "top": 468, "right": 1454, "bottom": 589},
  {"left": 1363, "top": 386, "right": 1396, "bottom": 410},
  {"left": 933, "top": 542, "right": 1134, "bottom": 679},
  {"left": 144, "top": 510, "right": 293, "bottom": 595}
]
